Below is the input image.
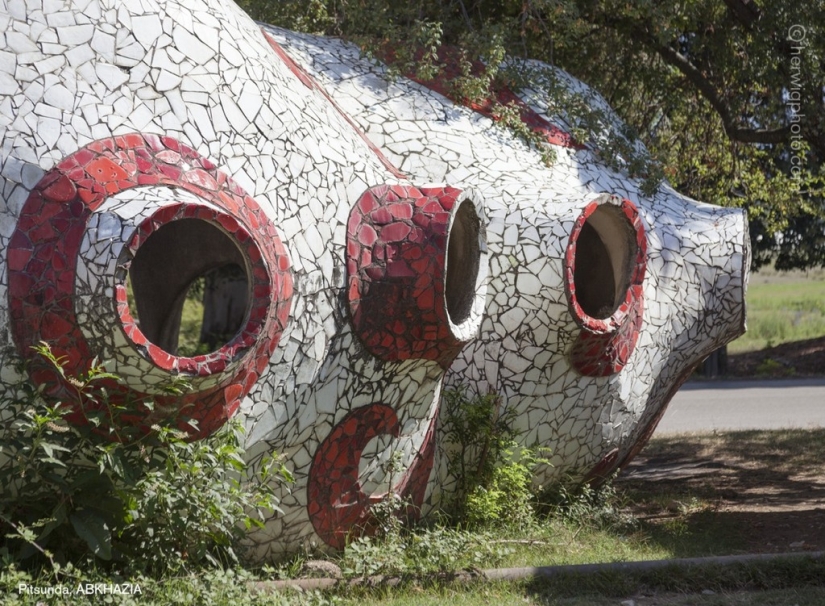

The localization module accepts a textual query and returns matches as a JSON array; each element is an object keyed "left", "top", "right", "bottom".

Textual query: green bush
[
  {"left": 0, "top": 345, "right": 284, "bottom": 575},
  {"left": 463, "top": 445, "right": 545, "bottom": 529},
  {"left": 440, "top": 387, "right": 548, "bottom": 528}
]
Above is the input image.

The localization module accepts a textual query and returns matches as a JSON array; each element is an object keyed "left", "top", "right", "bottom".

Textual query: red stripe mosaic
[{"left": 389, "top": 47, "right": 577, "bottom": 149}]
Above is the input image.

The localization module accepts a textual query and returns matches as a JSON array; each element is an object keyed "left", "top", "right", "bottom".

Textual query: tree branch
[
  {"left": 647, "top": 36, "right": 790, "bottom": 144},
  {"left": 721, "top": 0, "right": 761, "bottom": 29},
  {"left": 582, "top": 9, "right": 793, "bottom": 146}
]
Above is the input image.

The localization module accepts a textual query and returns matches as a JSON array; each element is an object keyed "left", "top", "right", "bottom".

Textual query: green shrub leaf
[{"left": 70, "top": 509, "right": 113, "bottom": 560}]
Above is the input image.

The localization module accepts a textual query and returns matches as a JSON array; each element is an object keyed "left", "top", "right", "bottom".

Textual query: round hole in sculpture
[
  {"left": 445, "top": 199, "right": 482, "bottom": 326},
  {"left": 128, "top": 219, "right": 250, "bottom": 356},
  {"left": 573, "top": 204, "right": 636, "bottom": 320}
]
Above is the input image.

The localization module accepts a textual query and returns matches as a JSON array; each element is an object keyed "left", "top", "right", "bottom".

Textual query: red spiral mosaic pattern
[
  {"left": 347, "top": 184, "right": 471, "bottom": 367},
  {"left": 565, "top": 198, "right": 647, "bottom": 377},
  {"left": 7, "top": 133, "right": 293, "bottom": 438},
  {"left": 307, "top": 403, "right": 436, "bottom": 549}
]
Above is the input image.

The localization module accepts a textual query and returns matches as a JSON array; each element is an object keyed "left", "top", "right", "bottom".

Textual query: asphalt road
[{"left": 655, "top": 378, "right": 825, "bottom": 434}]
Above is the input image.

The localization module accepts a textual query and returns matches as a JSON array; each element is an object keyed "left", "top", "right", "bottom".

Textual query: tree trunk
[
  {"left": 200, "top": 264, "right": 248, "bottom": 351},
  {"left": 701, "top": 345, "right": 728, "bottom": 378}
]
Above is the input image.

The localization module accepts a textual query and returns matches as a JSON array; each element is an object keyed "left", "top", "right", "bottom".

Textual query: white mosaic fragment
[
  {"left": 172, "top": 26, "right": 215, "bottom": 62},
  {"left": 88, "top": 27, "right": 115, "bottom": 62},
  {"left": 57, "top": 23, "right": 93, "bottom": 46},
  {"left": 94, "top": 62, "right": 128, "bottom": 89}
]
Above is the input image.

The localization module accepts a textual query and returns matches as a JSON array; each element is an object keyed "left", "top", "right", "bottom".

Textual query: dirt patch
[
  {"left": 615, "top": 429, "right": 825, "bottom": 555},
  {"left": 626, "top": 588, "right": 825, "bottom": 606},
  {"left": 727, "top": 336, "right": 825, "bottom": 378}
]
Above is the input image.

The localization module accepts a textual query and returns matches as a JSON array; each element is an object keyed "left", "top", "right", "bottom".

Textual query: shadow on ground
[
  {"left": 615, "top": 429, "right": 825, "bottom": 555},
  {"left": 728, "top": 336, "right": 825, "bottom": 377}
]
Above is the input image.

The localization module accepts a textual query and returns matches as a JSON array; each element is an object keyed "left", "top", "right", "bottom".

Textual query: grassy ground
[
  {"left": 729, "top": 267, "right": 825, "bottom": 354},
  {"left": 283, "top": 428, "right": 825, "bottom": 605},
  {"left": 617, "top": 429, "right": 825, "bottom": 556},
  {"left": 325, "top": 572, "right": 825, "bottom": 606},
  {"left": 4, "top": 426, "right": 824, "bottom": 605}
]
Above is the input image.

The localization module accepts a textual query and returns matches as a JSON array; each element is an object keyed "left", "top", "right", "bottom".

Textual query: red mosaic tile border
[
  {"left": 347, "top": 184, "right": 471, "bottom": 367},
  {"left": 116, "top": 203, "right": 271, "bottom": 376},
  {"left": 8, "top": 133, "right": 293, "bottom": 438},
  {"left": 307, "top": 403, "right": 436, "bottom": 549},
  {"left": 565, "top": 198, "right": 647, "bottom": 377}
]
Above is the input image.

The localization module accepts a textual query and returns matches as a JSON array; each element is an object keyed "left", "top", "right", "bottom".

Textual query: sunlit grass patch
[{"left": 731, "top": 268, "right": 825, "bottom": 353}]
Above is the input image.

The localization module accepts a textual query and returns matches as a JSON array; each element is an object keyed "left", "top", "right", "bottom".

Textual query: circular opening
[
  {"left": 572, "top": 204, "right": 636, "bottom": 319},
  {"left": 127, "top": 219, "right": 251, "bottom": 356},
  {"left": 445, "top": 199, "right": 481, "bottom": 325}
]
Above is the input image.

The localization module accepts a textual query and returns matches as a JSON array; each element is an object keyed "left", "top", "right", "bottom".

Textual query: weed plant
[
  {"left": 440, "top": 387, "right": 550, "bottom": 528},
  {"left": 0, "top": 344, "right": 284, "bottom": 576},
  {"left": 540, "top": 477, "right": 637, "bottom": 533}
]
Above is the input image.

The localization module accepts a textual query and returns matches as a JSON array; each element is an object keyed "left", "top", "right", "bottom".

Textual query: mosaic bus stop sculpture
[{"left": 0, "top": 0, "right": 749, "bottom": 559}]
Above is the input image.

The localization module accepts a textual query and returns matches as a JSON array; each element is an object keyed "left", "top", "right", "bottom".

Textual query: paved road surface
[{"left": 655, "top": 378, "right": 825, "bottom": 434}]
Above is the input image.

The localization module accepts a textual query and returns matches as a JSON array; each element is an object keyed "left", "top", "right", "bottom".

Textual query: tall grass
[{"left": 730, "top": 268, "right": 825, "bottom": 353}]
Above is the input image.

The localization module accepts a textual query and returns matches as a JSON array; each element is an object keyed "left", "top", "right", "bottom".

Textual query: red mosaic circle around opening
[
  {"left": 117, "top": 203, "right": 272, "bottom": 375},
  {"left": 7, "top": 133, "right": 293, "bottom": 437},
  {"left": 565, "top": 197, "right": 647, "bottom": 377},
  {"left": 564, "top": 197, "right": 647, "bottom": 334}
]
